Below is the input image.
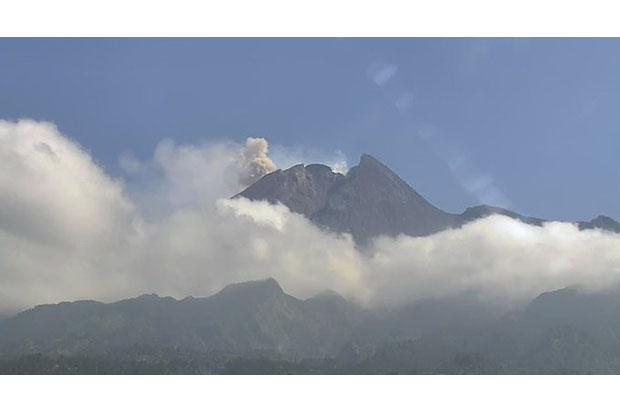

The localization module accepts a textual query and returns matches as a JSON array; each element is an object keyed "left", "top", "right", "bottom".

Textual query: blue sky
[{"left": 1, "top": 38, "right": 619, "bottom": 220}]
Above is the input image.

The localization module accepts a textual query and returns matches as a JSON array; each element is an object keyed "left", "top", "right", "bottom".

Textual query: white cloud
[
  {"left": 368, "top": 63, "right": 398, "bottom": 87},
  {"left": 366, "top": 216, "right": 620, "bottom": 307},
  {"left": 119, "top": 136, "right": 278, "bottom": 218},
  {"left": 2, "top": 119, "right": 620, "bottom": 315},
  {"left": 0, "top": 119, "right": 134, "bottom": 246},
  {"left": 0, "top": 120, "right": 142, "bottom": 310}
]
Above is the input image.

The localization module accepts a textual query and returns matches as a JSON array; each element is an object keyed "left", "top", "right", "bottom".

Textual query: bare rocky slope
[{"left": 236, "top": 153, "right": 620, "bottom": 243}]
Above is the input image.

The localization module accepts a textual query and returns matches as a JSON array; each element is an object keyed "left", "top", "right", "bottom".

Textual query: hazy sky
[{"left": 1, "top": 38, "right": 619, "bottom": 220}]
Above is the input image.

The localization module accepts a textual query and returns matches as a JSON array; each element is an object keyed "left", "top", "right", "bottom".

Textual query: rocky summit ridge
[{"left": 236, "top": 154, "right": 620, "bottom": 243}]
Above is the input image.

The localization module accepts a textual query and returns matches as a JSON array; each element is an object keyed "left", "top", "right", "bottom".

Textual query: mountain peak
[
  {"left": 459, "top": 204, "right": 545, "bottom": 227},
  {"left": 306, "top": 163, "right": 339, "bottom": 177},
  {"left": 235, "top": 161, "right": 344, "bottom": 217},
  {"left": 359, "top": 153, "right": 382, "bottom": 166},
  {"left": 235, "top": 152, "right": 620, "bottom": 243},
  {"left": 591, "top": 215, "right": 620, "bottom": 228},
  {"left": 578, "top": 214, "right": 620, "bottom": 232},
  {"left": 309, "top": 289, "right": 345, "bottom": 301},
  {"left": 461, "top": 205, "right": 518, "bottom": 220},
  {"left": 356, "top": 153, "right": 395, "bottom": 176},
  {"left": 306, "top": 289, "right": 349, "bottom": 306},
  {"left": 236, "top": 153, "right": 458, "bottom": 243},
  {"left": 217, "top": 277, "right": 284, "bottom": 297}
]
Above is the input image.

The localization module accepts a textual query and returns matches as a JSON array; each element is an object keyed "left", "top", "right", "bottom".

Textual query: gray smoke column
[{"left": 238, "top": 137, "right": 278, "bottom": 186}]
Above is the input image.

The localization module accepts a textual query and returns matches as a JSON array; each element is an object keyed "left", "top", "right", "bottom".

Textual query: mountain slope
[
  {"left": 6, "top": 281, "right": 620, "bottom": 373},
  {"left": 236, "top": 153, "right": 620, "bottom": 242},
  {"left": 311, "top": 154, "right": 459, "bottom": 241},
  {"left": 0, "top": 278, "right": 361, "bottom": 359},
  {"left": 237, "top": 154, "right": 459, "bottom": 243}
]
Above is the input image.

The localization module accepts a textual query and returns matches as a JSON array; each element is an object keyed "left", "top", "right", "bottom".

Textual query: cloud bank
[
  {"left": 118, "top": 136, "right": 277, "bottom": 218},
  {"left": 1, "top": 119, "right": 620, "bottom": 313}
]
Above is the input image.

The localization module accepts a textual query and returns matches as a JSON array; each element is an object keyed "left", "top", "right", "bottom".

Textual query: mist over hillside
[{"left": 4, "top": 279, "right": 620, "bottom": 374}]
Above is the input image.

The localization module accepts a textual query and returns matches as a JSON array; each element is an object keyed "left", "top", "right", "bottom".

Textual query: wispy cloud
[
  {"left": 394, "top": 92, "right": 415, "bottom": 112},
  {"left": 418, "top": 124, "right": 511, "bottom": 208},
  {"left": 447, "top": 154, "right": 511, "bottom": 207},
  {"left": 368, "top": 63, "right": 398, "bottom": 86}
]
